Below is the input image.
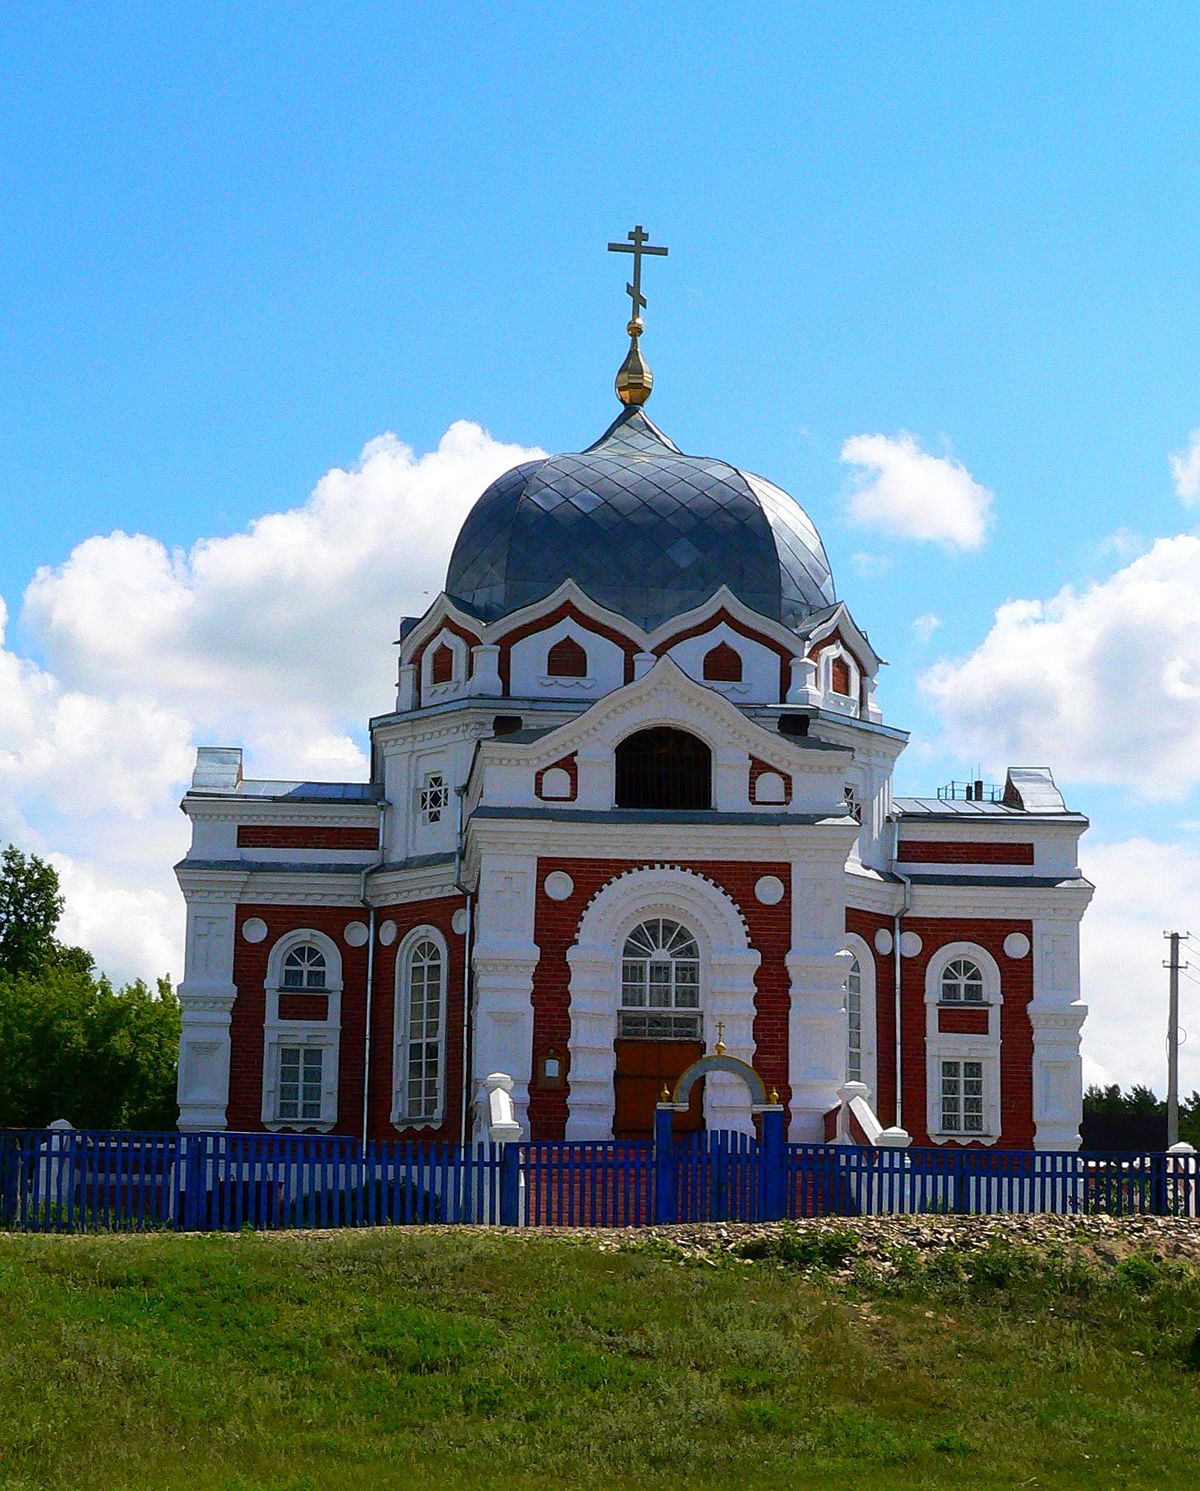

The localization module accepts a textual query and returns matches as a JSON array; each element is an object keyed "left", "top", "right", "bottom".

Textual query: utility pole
[{"left": 1165, "top": 931, "right": 1184, "bottom": 1146}]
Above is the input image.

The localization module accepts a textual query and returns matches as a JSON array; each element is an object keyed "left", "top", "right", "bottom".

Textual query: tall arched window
[
  {"left": 546, "top": 636, "right": 588, "bottom": 677},
  {"left": 615, "top": 728, "right": 712, "bottom": 810},
  {"left": 830, "top": 655, "right": 852, "bottom": 696},
  {"left": 430, "top": 643, "right": 455, "bottom": 685},
  {"left": 619, "top": 918, "right": 701, "bottom": 1040},
  {"left": 940, "top": 958, "right": 986, "bottom": 1003},
  {"left": 846, "top": 956, "right": 862, "bottom": 1082},
  {"left": 394, "top": 932, "right": 447, "bottom": 1125},
  {"left": 702, "top": 641, "right": 742, "bottom": 683}
]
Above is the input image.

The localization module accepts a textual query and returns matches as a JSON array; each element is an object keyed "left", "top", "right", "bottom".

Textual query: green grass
[{"left": 0, "top": 1226, "right": 1198, "bottom": 1490}]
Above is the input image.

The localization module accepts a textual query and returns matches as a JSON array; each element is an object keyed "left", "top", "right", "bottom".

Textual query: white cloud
[
  {"left": 848, "top": 551, "right": 892, "bottom": 579},
  {"left": 1079, "top": 837, "right": 1200, "bottom": 1097},
  {"left": 922, "top": 534, "right": 1200, "bottom": 796},
  {"left": 911, "top": 612, "right": 941, "bottom": 644},
  {"left": 841, "top": 433, "right": 993, "bottom": 551},
  {"left": 1169, "top": 429, "right": 1200, "bottom": 505},
  {"left": 0, "top": 422, "right": 543, "bottom": 984}
]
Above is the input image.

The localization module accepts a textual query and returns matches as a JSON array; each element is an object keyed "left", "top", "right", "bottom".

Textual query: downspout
[
  {"left": 360, "top": 799, "right": 386, "bottom": 1148},
  {"left": 891, "top": 814, "right": 913, "bottom": 1131},
  {"left": 455, "top": 783, "right": 474, "bottom": 1146}
]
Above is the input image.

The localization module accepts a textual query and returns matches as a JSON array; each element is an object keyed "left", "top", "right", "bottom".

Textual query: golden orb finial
[
  {"left": 714, "top": 1018, "right": 727, "bottom": 1057},
  {"left": 607, "top": 224, "right": 668, "bottom": 406}
]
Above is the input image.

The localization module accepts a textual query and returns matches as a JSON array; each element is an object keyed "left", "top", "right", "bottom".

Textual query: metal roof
[
  {"left": 445, "top": 405, "right": 835, "bottom": 631},
  {"left": 894, "top": 796, "right": 1086, "bottom": 823},
  {"left": 190, "top": 779, "right": 383, "bottom": 803}
]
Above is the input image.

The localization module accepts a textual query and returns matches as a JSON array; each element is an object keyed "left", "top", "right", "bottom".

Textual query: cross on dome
[{"left": 607, "top": 223, "right": 669, "bottom": 406}]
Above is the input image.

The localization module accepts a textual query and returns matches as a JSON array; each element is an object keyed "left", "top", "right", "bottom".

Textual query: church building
[{"left": 175, "top": 228, "right": 1092, "bottom": 1152}]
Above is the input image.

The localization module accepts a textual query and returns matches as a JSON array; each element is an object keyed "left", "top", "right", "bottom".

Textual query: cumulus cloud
[
  {"left": 1169, "top": 429, "right": 1200, "bottom": 505},
  {"left": 911, "top": 613, "right": 941, "bottom": 644},
  {"left": 841, "top": 433, "right": 993, "bottom": 551},
  {"left": 922, "top": 534, "right": 1200, "bottom": 796},
  {"left": 1, "top": 422, "right": 543, "bottom": 984},
  {"left": 1079, "top": 838, "right": 1200, "bottom": 1096},
  {"left": 848, "top": 551, "right": 892, "bottom": 580}
]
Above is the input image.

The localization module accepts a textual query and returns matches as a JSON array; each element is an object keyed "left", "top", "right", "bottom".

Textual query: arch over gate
[
  {"left": 669, "top": 1052, "right": 768, "bottom": 1108},
  {"left": 565, "top": 865, "right": 761, "bottom": 1140}
]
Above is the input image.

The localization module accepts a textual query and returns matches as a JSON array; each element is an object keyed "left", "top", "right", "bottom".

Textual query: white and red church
[{"left": 174, "top": 235, "right": 1092, "bottom": 1152}]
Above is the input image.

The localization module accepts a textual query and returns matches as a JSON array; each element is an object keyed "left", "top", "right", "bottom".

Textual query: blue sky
[{"left": 2, "top": 4, "right": 1198, "bottom": 1089}]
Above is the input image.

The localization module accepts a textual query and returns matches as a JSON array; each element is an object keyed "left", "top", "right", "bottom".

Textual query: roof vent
[
  {"left": 778, "top": 714, "right": 810, "bottom": 738},
  {"left": 493, "top": 714, "right": 524, "bottom": 736}
]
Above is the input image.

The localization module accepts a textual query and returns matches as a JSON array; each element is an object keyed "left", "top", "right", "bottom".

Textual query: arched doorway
[{"left": 613, "top": 917, "right": 704, "bottom": 1139}]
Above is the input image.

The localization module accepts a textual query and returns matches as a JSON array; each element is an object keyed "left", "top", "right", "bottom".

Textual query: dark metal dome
[{"left": 445, "top": 406, "right": 835, "bottom": 632}]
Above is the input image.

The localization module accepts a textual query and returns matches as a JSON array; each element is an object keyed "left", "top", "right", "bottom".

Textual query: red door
[{"left": 613, "top": 1039, "right": 704, "bottom": 1140}]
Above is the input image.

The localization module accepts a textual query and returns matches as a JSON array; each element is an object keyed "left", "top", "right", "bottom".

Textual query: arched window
[
  {"left": 394, "top": 933, "right": 447, "bottom": 1125},
  {"left": 430, "top": 644, "right": 455, "bottom": 685},
  {"left": 615, "top": 728, "right": 712, "bottom": 810},
  {"left": 702, "top": 641, "right": 742, "bottom": 683},
  {"left": 282, "top": 944, "right": 327, "bottom": 990},
  {"left": 846, "top": 956, "right": 862, "bottom": 1082},
  {"left": 830, "top": 655, "right": 852, "bottom": 696},
  {"left": 546, "top": 636, "right": 588, "bottom": 678},
  {"left": 619, "top": 918, "right": 701, "bottom": 1040},
  {"left": 940, "top": 958, "right": 986, "bottom": 1003}
]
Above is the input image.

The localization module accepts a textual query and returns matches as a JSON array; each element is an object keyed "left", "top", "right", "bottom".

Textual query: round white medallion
[
  {"left": 452, "top": 907, "right": 469, "bottom": 935},
  {"left": 754, "top": 875, "right": 785, "bottom": 906},
  {"left": 874, "top": 928, "right": 893, "bottom": 956},
  {"left": 544, "top": 871, "right": 574, "bottom": 902},
  {"left": 899, "top": 931, "right": 923, "bottom": 958},
  {"left": 378, "top": 919, "right": 398, "bottom": 946},
  {"left": 241, "top": 917, "right": 268, "bottom": 944},
  {"left": 1003, "top": 932, "right": 1031, "bottom": 960},
  {"left": 344, "top": 921, "right": 369, "bottom": 947}
]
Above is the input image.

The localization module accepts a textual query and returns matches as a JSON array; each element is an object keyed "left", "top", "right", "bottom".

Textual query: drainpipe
[
  {"left": 890, "top": 814, "right": 913, "bottom": 1131},
  {"left": 360, "top": 799, "right": 387, "bottom": 1148},
  {"left": 455, "top": 784, "right": 474, "bottom": 1146}
]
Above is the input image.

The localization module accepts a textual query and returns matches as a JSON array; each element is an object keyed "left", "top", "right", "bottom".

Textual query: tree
[
  {"left": 1083, "top": 1082, "right": 1200, "bottom": 1149},
  {"left": 0, "top": 845, "right": 179, "bottom": 1129}
]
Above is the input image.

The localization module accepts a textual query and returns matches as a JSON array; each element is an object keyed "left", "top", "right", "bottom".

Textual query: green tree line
[
  {"left": 1084, "top": 1082, "right": 1200, "bottom": 1148},
  {"left": 0, "top": 845, "right": 179, "bottom": 1129}
]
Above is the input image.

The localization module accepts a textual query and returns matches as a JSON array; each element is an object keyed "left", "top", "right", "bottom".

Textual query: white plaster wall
[
  {"left": 663, "top": 622, "right": 783, "bottom": 705},
  {"left": 508, "top": 617, "right": 626, "bottom": 701}
]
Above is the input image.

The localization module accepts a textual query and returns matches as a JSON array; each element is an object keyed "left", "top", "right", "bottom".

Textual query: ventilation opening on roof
[
  {"left": 778, "top": 714, "right": 810, "bottom": 738},
  {"left": 493, "top": 715, "right": 524, "bottom": 736},
  {"left": 615, "top": 728, "right": 711, "bottom": 811}
]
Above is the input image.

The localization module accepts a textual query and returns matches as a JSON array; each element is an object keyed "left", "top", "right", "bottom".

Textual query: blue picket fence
[{"left": 1, "top": 1125, "right": 1196, "bottom": 1233}]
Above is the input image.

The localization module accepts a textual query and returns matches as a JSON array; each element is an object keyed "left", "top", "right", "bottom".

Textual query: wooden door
[{"left": 613, "top": 1039, "right": 704, "bottom": 1140}]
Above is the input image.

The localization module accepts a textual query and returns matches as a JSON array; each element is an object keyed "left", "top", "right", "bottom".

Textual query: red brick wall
[
  {"left": 897, "top": 840, "right": 1035, "bottom": 865},
  {"left": 529, "top": 859, "right": 792, "bottom": 1140},
  {"left": 938, "top": 1006, "right": 991, "bottom": 1035},
  {"left": 237, "top": 825, "right": 378, "bottom": 850},
  {"left": 229, "top": 896, "right": 466, "bottom": 1142},
  {"left": 277, "top": 993, "right": 329, "bottom": 1022}
]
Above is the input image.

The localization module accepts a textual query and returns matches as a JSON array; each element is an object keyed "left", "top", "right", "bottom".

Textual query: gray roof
[
  {"left": 445, "top": 406, "right": 835, "bottom": 631},
  {"left": 190, "top": 778, "right": 383, "bottom": 803},
  {"left": 895, "top": 794, "right": 1085, "bottom": 824}
]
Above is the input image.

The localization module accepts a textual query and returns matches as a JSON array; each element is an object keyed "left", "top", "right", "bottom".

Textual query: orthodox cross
[
  {"left": 607, "top": 224, "right": 669, "bottom": 326},
  {"left": 714, "top": 1019, "right": 726, "bottom": 1056}
]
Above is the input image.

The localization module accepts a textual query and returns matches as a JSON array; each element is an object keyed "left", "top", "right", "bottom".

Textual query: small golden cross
[
  {"left": 607, "top": 224, "right": 669, "bottom": 329},
  {"left": 714, "top": 1019, "right": 726, "bottom": 1056}
]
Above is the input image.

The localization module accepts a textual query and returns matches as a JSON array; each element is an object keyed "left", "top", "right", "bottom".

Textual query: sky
[{"left": 2, "top": 3, "right": 1199, "bottom": 1096}]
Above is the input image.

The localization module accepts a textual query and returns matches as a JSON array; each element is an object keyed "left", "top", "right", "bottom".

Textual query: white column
[
  {"left": 1029, "top": 918, "right": 1088, "bottom": 1150},
  {"left": 177, "top": 896, "right": 239, "bottom": 1131},
  {"left": 469, "top": 643, "right": 503, "bottom": 697},
  {"left": 471, "top": 852, "right": 539, "bottom": 1135},
  {"left": 704, "top": 950, "right": 761, "bottom": 1135},
  {"left": 787, "top": 863, "right": 853, "bottom": 1141},
  {"left": 786, "top": 654, "right": 821, "bottom": 706}
]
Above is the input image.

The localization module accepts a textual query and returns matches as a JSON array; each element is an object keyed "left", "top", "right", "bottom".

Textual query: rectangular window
[
  {"left": 278, "top": 1046, "right": 323, "bottom": 1122},
  {"left": 405, "top": 950, "right": 443, "bottom": 1121},
  {"left": 940, "top": 1058, "right": 984, "bottom": 1134},
  {"left": 419, "top": 772, "right": 450, "bottom": 825},
  {"left": 618, "top": 1010, "right": 702, "bottom": 1041}
]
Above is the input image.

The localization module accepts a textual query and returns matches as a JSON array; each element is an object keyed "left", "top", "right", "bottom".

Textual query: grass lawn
[{"left": 0, "top": 1224, "right": 1198, "bottom": 1490}]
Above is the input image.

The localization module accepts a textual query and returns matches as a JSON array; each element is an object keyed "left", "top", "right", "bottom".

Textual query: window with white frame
[
  {"left": 394, "top": 934, "right": 446, "bottom": 1125},
  {"left": 619, "top": 918, "right": 701, "bottom": 1040},
  {"left": 940, "top": 1058, "right": 985, "bottom": 1135},
  {"left": 282, "top": 944, "right": 327, "bottom": 989},
  {"left": 940, "top": 958, "right": 985, "bottom": 1003},
  {"left": 846, "top": 956, "right": 863, "bottom": 1082},
  {"left": 419, "top": 772, "right": 450, "bottom": 825},
  {"left": 844, "top": 782, "right": 862, "bottom": 822},
  {"left": 277, "top": 1045, "right": 324, "bottom": 1122}
]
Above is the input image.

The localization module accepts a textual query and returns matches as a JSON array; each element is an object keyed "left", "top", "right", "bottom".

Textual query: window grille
[
  {"left": 278, "top": 1046, "right": 323, "bottom": 1121},
  {"left": 846, "top": 956, "right": 862, "bottom": 1083},
  {"left": 546, "top": 636, "right": 588, "bottom": 677},
  {"left": 619, "top": 918, "right": 701, "bottom": 1040},
  {"left": 614, "top": 728, "right": 711, "bottom": 810},
  {"left": 282, "top": 944, "right": 327, "bottom": 990},
  {"left": 400, "top": 938, "right": 444, "bottom": 1121},
  {"left": 940, "top": 1058, "right": 984, "bottom": 1133},
  {"left": 940, "top": 958, "right": 985, "bottom": 1003},
  {"left": 420, "top": 772, "right": 450, "bottom": 825},
  {"left": 844, "top": 783, "right": 862, "bottom": 822}
]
